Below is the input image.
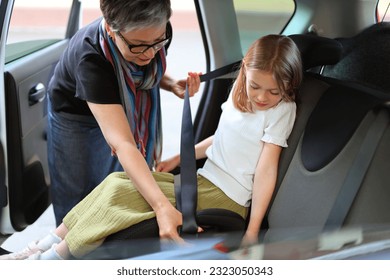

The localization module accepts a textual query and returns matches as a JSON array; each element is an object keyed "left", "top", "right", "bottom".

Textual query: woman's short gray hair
[{"left": 100, "top": 0, "right": 172, "bottom": 32}]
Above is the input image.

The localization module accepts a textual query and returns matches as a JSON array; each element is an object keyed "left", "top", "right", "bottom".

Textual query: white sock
[
  {"left": 38, "top": 245, "right": 64, "bottom": 260},
  {"left": 36, "top": 231, "right": 62, "bottom": 251}
]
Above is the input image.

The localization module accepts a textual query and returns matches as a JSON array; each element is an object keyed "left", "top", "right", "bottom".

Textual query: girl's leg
[
  {"left": 0, "top": 224, "right": 65, "bottom": 260},
  {"left": 54, "top": 223, "right": 69, "bottom": 239},
  {"left": 54, "top": 240, "right": 71, "bottom": 259},
  {"left": 28, "top": 240, "right": 71, "bottom": 260},
  {"left": 37, "top": 224, "right": 71, "bottom": 260}
]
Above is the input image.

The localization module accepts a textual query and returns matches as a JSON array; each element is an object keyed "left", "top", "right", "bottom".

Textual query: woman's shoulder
[
  {"left": 64, "top": 19, "right": 113, "bottom": 72},
  {"left": 67, "top": 18, "right": 103, "bottom": 57}
]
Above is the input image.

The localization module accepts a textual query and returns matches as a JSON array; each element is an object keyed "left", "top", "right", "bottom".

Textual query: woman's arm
[
  {"left": 88, "top": 102, "right": 184, "bottom": 241},
  {"left": 86, "top": 74, "right": 201, "bottom": 242},
  {"left": 242, "top": 142, "right": 282, "bottom": 246}
]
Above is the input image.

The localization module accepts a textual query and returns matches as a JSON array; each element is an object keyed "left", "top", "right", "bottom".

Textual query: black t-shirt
[{"left": 48, "top": 19, "right": 121, "bottom": 116}]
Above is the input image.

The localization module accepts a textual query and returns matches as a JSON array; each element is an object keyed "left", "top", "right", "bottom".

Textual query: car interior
[
  {"left": 1, "top": 0, "right": 389, "bottom": 260},
  {"left": 87, "top": 23, "right": 390, "bottom": 259}
]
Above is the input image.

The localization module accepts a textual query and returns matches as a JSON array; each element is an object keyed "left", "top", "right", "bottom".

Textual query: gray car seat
[
  {"left": 322, "top": 22, "right": 390, "bottom": 92},
  {"left": 264, "top": 25, "right": 390, "bottom": 244}
]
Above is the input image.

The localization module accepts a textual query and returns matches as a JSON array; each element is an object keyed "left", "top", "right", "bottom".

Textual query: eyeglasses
[{"left": 116, "top": 31, "right": 170, "bottom": 54}]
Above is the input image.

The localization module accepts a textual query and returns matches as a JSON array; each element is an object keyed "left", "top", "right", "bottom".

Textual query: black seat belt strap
[
  {"left": 179, "top": 84, "right": 198, "bottom": 233},
  {"left": 199, "top": 61, "right": 241, "bottom": 82},
  {"left": 178, "top": 60, "right": 241, "bottom": 234},
  {"left": 324, "top": 107, "right": 389, "bottom": 230}
]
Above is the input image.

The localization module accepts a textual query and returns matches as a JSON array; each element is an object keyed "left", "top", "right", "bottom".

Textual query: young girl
[{"left": 0, "top": 34, "right": 302, "bottom": 260}]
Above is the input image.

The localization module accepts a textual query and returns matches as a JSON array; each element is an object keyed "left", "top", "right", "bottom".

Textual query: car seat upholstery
[
  {"left": 265, "top": 26, "right": 390, "bottom": 243},
  {"left": 321, "top": 22, "right": 390, "bottom": 92}
]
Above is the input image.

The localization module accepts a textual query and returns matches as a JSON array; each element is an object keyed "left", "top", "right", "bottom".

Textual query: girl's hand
[
  {"left": 155, "top": 155, "right": 180, "bottom": 172},
  {"left": 241, "top": 230, "right": 259, "bottom": 248},
  {"left": 170, "top": 72, "right": 201, "bottom": 99}
]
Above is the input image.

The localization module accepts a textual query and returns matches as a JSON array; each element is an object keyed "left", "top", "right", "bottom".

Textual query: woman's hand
[
  {"left": 156, "top": 204, "right": 204, "bottom": 244},
  {"left": 155, "top": 203, "right": 184, "bottom": 243},
  {"left": 170, "top": 72, "right": 201, "bottom": 99},
  {"left": 155, "top": 154, "right": 180, "bottom": 172}
]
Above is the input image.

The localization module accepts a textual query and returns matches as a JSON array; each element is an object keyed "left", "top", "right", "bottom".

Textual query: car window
[
  {"left": 80, "top": 0, "right": 102, "bottom": 27},
  {"left": 5, "top": 0, "right": 73, "bottom": 63},
  {"left": 377, "top": 0, "right": 390, "bottom": 22},
  {"left": 233, "top": 0, "right": 295, "bottom": 53}
]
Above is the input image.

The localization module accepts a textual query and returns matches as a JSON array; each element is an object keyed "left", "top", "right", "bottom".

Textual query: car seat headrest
[
  {"left": 288, "top": 34, "right": 343, "bottom": 71},
  {"left": 322, "top": 22, "right": 390, "bottom": 92}
]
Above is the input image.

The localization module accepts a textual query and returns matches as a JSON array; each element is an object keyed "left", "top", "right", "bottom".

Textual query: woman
[
  {"left": 0, "top": 34, "right": 302, "bottom": 260},
  {"left": 47, "top": 0, "right": 201, "bottom": 225}
]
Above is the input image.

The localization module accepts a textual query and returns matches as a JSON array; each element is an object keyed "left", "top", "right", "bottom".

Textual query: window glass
[
  {"left": 377, "top": 0, "right": 390, "bottom": 22},
  {"left": 233, "top": 0, "right": 295, "bottom": 53},
  {"left": 80, "top": 0, "right": 102, "bottom": 27},
  {"left": 6, "top": 0, "right": 73, "bottom": 63}
]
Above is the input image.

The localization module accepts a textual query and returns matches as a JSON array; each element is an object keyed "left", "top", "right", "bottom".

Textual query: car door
[
  {"left": 0, "top": 0, "right": 10, "bottom": 229},
  {"left": 0, "top": 0, "right": 85, "bottom": 233}
]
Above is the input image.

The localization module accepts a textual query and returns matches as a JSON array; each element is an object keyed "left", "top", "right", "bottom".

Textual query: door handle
[{"left": 29, "top": 83, "right": 46, "bottom": 106}]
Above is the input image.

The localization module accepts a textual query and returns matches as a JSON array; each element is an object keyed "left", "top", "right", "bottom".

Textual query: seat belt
[
  {"left": 176, "top": 60, "right": 241, "bottom": 234},
  {"left": 177, "top": 83, "right": 198, "bottom": 233},
  {"left": 198, "top": 61, "right": 241, "bottom": 82},
  {"left": 324, "top": 106, "right": 389, "bottom": 230}
]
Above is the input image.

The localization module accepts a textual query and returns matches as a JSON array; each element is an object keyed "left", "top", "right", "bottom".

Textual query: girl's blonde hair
[{"left": 233, "top": 35, "right": 302, "bottom": 112}]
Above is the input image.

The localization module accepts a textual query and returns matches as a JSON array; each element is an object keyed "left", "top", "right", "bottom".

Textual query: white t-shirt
[{"left": 197, "top": 94, "right": 296, "bottom": 206}]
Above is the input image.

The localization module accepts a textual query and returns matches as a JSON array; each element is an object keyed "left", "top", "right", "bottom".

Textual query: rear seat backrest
[
  {"left": 322, "top": 22, "right": 390, "bottom": 92},
  {"left": 265, "top": 31, "right": 390, "bottom": 242},
  {"left": 275, "top": 35, "right": 343, "bottom": 187}
]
